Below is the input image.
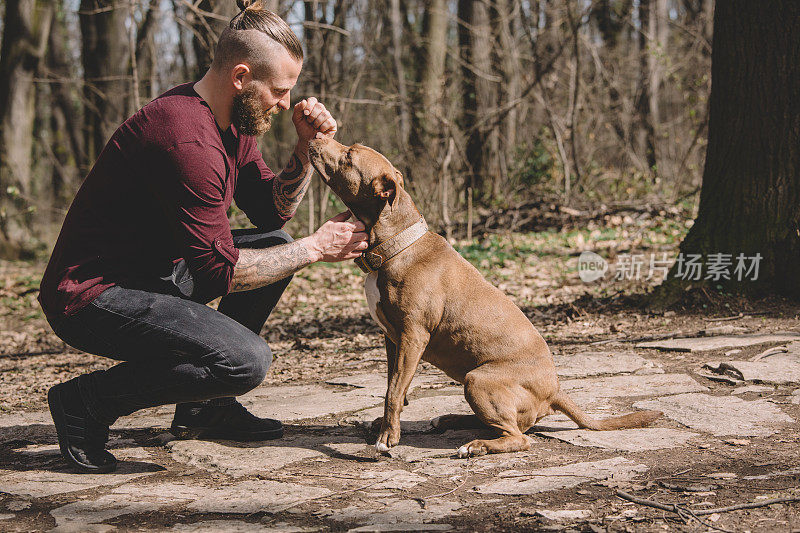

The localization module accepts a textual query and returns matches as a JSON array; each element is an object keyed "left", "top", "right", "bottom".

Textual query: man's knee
[
  {"left": 232, "top": 228, "right": 293, "bottom": 250},
  {"left": 220, "top": 337, "right": 272, "bottom": 394},
  {"left": 270, "top": 229, "right": 293, "bottom": 245}
]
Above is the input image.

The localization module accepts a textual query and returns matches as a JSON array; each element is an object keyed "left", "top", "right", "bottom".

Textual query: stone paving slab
[
  {"left": 167, "top": 433, "right": 366, "bottom": 477},
  {"left": 731, "top": 384, "right": 775, "bottom": 395},
  {"left": 49, "top": 483, "right": 328, "bottom": 528},
  {"left": 560, "top": 373, "right": 706, "bottom": 404},
  {"left": 534, "top": 427, "right": 698, "bottom": 451},
  {"left": 50, "top": 494, "right": 170, "bottom": 532},
  {"left": 347, "top": 524, "right": 453, "bottom": 532},
  {"left": 357, "top": 470, "right": 428, "bottom": 490},
  {"left": 553, "top": 351, "right": 662, "bottom": 378},
  {"left": 111, "top": 480, "right": 331, "bottom": 514},
  {"left": 473, "top": 457, "right": 648, "bottom": 495},
  {"left": 634, "top": 393, "right": 795, "bottom": 436},
  {"left": 172, "top": 522, "right": 317, "bottom": 532},
  {"left": 316, "top": 498, "right": 461, "bottom": 526},
  {"left": 413, "top": 451, "right": 539, "bottom": 478},
  {"left": 240, "top": 384, "right": 384, "bottom": 422},
  {"left": 533, "top": 509, "right": 592, "bottom": 522},
  {"left": 703, "top": 354, "right": 800, "bottom": 385},
  {"left": 0, "top": 411, "right": 53, "bottom": 443},
  {"left": 113, "top": 405, "right": 175, "bottom": 430},
  {"left": 636, "top": 332, "right": 800, "bottom": 352},
  {"left": 0, "top": 464, "right": 158, "bottom": 498}
]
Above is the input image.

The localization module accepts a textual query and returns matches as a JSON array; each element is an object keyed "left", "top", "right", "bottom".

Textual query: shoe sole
[
  {"left": 48, "top": 385, "right": 117, "bottom": 474},
  {"left": 170, "top": 424, "right": 284, "bottom": 442}
]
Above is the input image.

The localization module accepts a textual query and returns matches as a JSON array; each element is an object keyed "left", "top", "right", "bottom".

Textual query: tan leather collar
[{"left": 355, "top": 217, "right": 428, "bottom": 274}]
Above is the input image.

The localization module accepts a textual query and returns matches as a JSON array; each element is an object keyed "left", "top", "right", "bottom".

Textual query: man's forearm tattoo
[
  {"left": 230, "top": 241, "right": 311, "bottom": 292},
  {"left": 273, "top": 153, "right": 312, "bottom": 218}
]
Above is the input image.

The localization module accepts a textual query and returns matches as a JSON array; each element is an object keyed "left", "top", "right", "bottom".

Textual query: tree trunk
[
  {"left": 135, "top": 0, "right": 159, "bottom": 102},
  {"left": 47, "top": 3, "right": 85, "bottom": 204},
  {"left": 655, "top": 0, "right": 800, "bottom": 302},
  {"left": 409, "top": 0, "right": 448, "bottom": 174},
  {"left": 0, "top": 0, "right": 52, "bottom": 258},
  {"left": 636, "top": 0, "right": 658, "bottom": 175},
  {"left": 458, "top": 0, "right": 499, "bottom": 201},
  {"left": 389, "top": 0, "right": 410, "bottom": 146},
  {"left": 79, "top": 0, "right": 129, "bottom": 161},
  {"left": 190, "top": 0, "right": 238, "bottom": 78},
  {"left": 493, "top": 0, "right": 520, "bottom": 191}
]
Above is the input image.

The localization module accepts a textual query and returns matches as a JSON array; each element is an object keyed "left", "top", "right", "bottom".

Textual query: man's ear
[
  {"left": 374, "top": 173, "right": 398, "bottom": 207},
  {"left": 394, "top": 169, "right": 404, "bottom": 188},
  {"left": 232, "top": 64, "right": 250, "bottom": 91}
]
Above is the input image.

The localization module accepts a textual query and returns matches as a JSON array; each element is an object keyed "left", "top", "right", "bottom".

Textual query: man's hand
[
  {"left": 292, "top": 97, "right": 337, "bottom": 159},
  {"left": 301, "top": 210, "right": 369, "bottom": 263}
]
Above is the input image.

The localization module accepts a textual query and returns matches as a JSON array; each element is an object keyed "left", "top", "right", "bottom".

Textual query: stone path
[{"left": 1, "top": 332, "right": 798, "bottom": 531}]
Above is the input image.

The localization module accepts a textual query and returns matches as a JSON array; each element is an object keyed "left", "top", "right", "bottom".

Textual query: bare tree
[
  {"left": 409, "top": 0, "right": 448, "bottom": 171},
  {"left": 46, "top": 3, "right": 85, "bottom": 202},
  {"left": 656, "top": 0, "right": 800, "bottom": 301},
  {"left": 79, "top": 0, "right": 129, "bottom": 160},
  {"left": 0, "top": 0, "right": 52, "bottom": 257},
  {"left": 188, "top": 0, "right": 239, "bottom": 77},
  {"left": 389, "top": 0, "right": 409, "bottom": 146},
  {"left": 458, "top": 0, "right": 500, "bottom": 199}
]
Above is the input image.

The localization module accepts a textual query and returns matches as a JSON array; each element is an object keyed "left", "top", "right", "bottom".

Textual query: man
[{"left": 38, "top": 2, "right": 368, "bottom": 473}]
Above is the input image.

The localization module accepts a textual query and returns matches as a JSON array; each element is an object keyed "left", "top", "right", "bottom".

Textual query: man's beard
[{"left": 231, "top": 86, "right": 275, "bottom": 136}]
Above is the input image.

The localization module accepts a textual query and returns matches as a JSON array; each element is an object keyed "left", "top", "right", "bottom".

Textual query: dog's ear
[{"left": 373, "top": 173, "right": 399, "bottom": 207}]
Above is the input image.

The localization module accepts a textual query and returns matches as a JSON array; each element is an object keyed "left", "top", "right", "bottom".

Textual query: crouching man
[{"left": 38, "top": 0, "right": 367, "bottom": 473}]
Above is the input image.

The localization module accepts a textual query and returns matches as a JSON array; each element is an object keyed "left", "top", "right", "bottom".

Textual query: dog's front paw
[
  {"left": 457, "top": 440, "right": 488, "bottom": 458},
  {"left": 375, "top": 426, "right": 401, "bottom": 453}
]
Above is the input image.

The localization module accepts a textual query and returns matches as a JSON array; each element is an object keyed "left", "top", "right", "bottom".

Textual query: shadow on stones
[
  {"left": 0, "top": 447, "right": 165, "bottom": 474},
  {"left": 0, "top": 423, "right": 56, "bottom": 444},
  {"left": 0, "top": 425, "right": 167, "bottom": 474},
  {"left": 184, "top": 423, "right": 485, "bottom": 462}
]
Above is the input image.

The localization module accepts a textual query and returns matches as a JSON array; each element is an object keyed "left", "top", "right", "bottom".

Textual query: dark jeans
[{"left": 46, "top": 229, "right": 294, "bottom": 426}]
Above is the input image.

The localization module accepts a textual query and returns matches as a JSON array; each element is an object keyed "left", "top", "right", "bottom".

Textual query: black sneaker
[
  {"left": 48, "top": 379, "right": 117, "bottom": 474},
  {"left": 170, "top": 400, "right": 284, "bottom": 441}
]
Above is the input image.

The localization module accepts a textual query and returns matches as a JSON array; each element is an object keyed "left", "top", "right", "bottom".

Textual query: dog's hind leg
[{"left": 455, "top": 368, "right": 535, "bottom": 457}]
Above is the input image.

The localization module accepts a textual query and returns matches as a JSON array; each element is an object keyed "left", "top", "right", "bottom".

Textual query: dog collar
[{"left": 355, "top": 217, "right": 428, "bottom": 274}]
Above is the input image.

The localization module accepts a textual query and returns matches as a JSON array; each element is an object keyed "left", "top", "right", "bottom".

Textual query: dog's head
[{"left": 308, "top": 138, "right": 405, "bottom": 228}]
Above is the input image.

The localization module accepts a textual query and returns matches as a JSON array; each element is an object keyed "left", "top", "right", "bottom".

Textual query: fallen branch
[
  {"left": 694, "top": 496, "right": 800, "bottom": 516},
  {"left": 413, "top": 475, "right": 471, "bottom": 509},
  {"left": 589, "top": 332, "right": 680, "bottom": 346},
  {"left": 702, "top": 313, "right": 745, "bottom": 322},
  {"left": 616, "top": 490, "right": 800, "bottom": 517}
]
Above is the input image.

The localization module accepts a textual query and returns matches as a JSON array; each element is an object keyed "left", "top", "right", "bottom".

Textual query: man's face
[{"left": 231, "top": 50, "right": 302, "bottom": 137}]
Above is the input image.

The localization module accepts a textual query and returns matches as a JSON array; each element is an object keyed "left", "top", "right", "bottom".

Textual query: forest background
[{"left": 0, "top": 0, "right": 712, "bottom": 257}]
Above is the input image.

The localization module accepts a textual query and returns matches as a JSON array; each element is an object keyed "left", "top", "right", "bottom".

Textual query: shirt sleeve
[
  {"left": 162, "top": 140, "right": 238, "bottom": 302},
  {"left": 235, "top": 137, "right": 291, "bottom": 230}
]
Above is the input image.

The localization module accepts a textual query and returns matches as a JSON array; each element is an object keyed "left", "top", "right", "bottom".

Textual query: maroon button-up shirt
[{"left": 39, "top": 82, "right": 289, "bottom": 318}]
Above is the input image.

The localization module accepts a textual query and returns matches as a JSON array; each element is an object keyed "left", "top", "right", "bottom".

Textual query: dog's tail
[{"left": 551, "top": 392, "right": 662, "bottom": 430}]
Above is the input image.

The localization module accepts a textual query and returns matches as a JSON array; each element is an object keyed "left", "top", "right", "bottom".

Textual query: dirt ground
[{"left": 1, "top": 210, "right": 799, "bottom": 532}]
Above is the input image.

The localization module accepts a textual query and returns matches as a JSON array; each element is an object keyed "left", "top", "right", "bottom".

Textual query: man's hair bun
[
  {"left": 224, "top": 0, "right": 303, "bottom": 62},
  {"left": 236, "top": 0, "right": 258, "bottom": 11}
]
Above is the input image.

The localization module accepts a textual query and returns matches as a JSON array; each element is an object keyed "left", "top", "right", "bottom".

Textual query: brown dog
[{"left": 308, "top": 138, "right": 661, "bottom": 457}]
